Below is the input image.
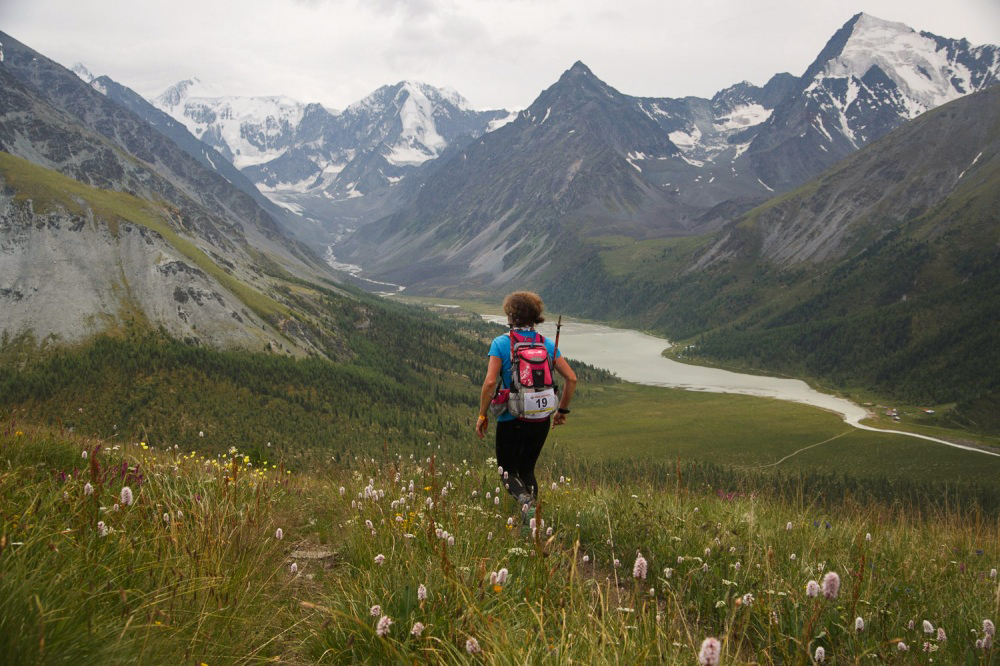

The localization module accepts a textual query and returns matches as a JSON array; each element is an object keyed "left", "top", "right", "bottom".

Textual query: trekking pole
[{"left": 553, "top": 315, "right": 563, "bottom": 358}]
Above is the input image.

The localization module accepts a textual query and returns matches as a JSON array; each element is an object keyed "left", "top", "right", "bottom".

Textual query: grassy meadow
[{"left": 2, "top": 423, "right": 998, "bottom": 664}]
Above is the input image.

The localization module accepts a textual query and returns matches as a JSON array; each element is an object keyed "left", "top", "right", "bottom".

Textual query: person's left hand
[
  {"left": 552, "top": 412, "right": 567, "bottom": 427},
  {"left": 475, "top": 415, "right": 489, "bottom": 439}
]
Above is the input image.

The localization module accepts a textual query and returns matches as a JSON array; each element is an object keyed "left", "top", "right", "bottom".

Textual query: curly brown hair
[{"left": 503, "top": 291, "right": 546, "bottom": 328}]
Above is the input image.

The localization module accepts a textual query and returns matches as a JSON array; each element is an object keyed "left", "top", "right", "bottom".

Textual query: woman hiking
[{"left": 475, "top": 291, "right": 577, "bottom": 520}]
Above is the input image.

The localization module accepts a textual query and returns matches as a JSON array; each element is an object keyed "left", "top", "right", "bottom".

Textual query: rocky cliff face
[{"left": 0, "top": 192, "right": 280, "bottom": 349}]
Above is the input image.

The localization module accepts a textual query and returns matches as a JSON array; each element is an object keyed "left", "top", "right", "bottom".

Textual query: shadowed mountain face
[{"left": 542, "top": 85, "right": 1000, "bottom": 426}]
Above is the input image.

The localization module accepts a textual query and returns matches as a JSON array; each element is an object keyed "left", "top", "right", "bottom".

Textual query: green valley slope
[{"left": 544, "top": 85, "right": 1000, "bottom": 432}]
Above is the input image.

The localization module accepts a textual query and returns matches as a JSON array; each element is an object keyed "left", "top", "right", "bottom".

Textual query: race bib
[{"left": 522, "top": 388, "right": 557, "bottom": 417}]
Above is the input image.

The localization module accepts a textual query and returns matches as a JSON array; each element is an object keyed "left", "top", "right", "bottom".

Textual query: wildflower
[
  {"left": 702, "top": 563, "right": 709, "bottom": 573},
  {"left": 991, "top": 569, "right": 997, "bottom": 579},
  {"left": 113, "top": 503, "right": 119, "bottom": 512},
  {"left": 821, "top": 571, "right": 840, "bottom": 599},
  {"left": 984, "top": 619, "right": 995, "bottom": 637},
  {"left": 865, "top": 532, "right": 872, "bottom": 542},
  {"left": 786, "top": 521, "right": 793, "bottom": 530},
  {"left": 339, "top": 487, "right": 345, "bottom": 497},
  {"left": 488, "top": 531, "right": 493, "bottom": 541},
  {"left": 163, "top": 513, "right": 170, "bottom": 524},
  {"left": 275, "top": 528, "right": 283, "bottom": 540},
  {"left": 411, "top": 621, "right": 424, "bottom": 637},
  {"left": 855, "top": 616, "right": 865, "bottom": 632},
  {"left": 560, "top": 476, "right": 565, "bottom": 483},
  {"left": 663, "top": 567, "right": 673, "bottom": 578},
  {"left": 369, "top": 604, "right": 381, "bottom": 617},
  {"left": 374, "top": 553, "right": 385, "bottom": 565},
  {"left": 633, "top": 552, "right": 648, "bottom": 580},
  {"left": 649, "top": 587, "right": 655, "bottom": 596},
  {"left": 742, "top": 593, "right": 754, "bottom": 606},
  {"left": 97, "top": 521, "right": 107, "bottom": 537},
  {"left": 698, "top": 637, "right": 721, "bottom": 665},
  {"left": 790, "top": 553, "right": 796, "bottom": 561},
  {"left": 466, "top": 637, "right": 481, "bottom": 654},
  {"left": 376, "top": 615, "right": 393, "bottom": 636},
  {"left": 734, "top": 561, "right": 741, "bottom": 572},
  {"left": 551, "top": 482, "right": 557, "bottom": 490},
  {"left": 897, "top": 642, "right": 908, "bottom": 652},
  {"left": 546, "top": 527, "right": 553, "bottom": 536},
  {"left": 290, "top": 562, "right": 298, "bottom": 574},
  {"left": 494, "top": 497, "right": 500, "bottom": 505},
  {"left": 199, "top": 431, "right": 204, "bottom": 437},
  {"left": 82, "top": 450, "right": 88, "bottom": 460},
  {"left": 814, "top": 646, "right": 825, "bottom": 662},
  {"left": 976, "top": 639, "right": 985, "bottom": 649},
  {"left": 497, "top": 568, "right": 508, "bottom": 584},
  {"left": 705, "top": 548, "right": 711, "bottom": 557},
  {"left": 177, "top": 510, "right": 183, "bottom": 520},
  {"left": 806, "top": 580, "right": 820, "bottom": 598},
  {"left": 583, "top": 555, "right": 590, "bottom": 564},
  {"left": 937, "top": 627, "right": 947, "bottom": 641},
  {"left": 923, "top": 620, "right": 934, "bottom": 634},
  {"left": 447, "top": 536, "right": 455, "bottom": 547}
]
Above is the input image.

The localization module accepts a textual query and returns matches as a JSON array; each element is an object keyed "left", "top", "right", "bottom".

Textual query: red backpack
[{"left": 492, "top": 330, "right": 558, "bottom": 421}]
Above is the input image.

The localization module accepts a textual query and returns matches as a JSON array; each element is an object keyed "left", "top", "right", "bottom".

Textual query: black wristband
[{"left": 557, "top": 408, "right": 570, "bottom": 414}]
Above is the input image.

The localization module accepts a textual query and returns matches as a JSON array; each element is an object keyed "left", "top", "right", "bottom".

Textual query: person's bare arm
[
  {"left": 552, "top": 356, "right": 577, "bottom": 427},
  {"left": 476, "top": 356, "right": 502, "bottom": 438}
]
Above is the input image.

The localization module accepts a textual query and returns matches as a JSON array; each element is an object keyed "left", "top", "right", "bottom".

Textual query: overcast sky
[{"left": 2, "top": 0, "right": 998, "bottom": 111}]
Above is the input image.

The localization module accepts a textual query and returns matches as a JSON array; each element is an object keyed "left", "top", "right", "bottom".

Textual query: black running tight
[{"left": 495, "top": 418, "right": 550, "bottom": 502}]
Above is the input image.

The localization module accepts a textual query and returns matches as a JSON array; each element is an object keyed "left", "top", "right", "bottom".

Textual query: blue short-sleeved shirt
[{"left": 489, "top": 330, "right": 562, "bottom": 422}]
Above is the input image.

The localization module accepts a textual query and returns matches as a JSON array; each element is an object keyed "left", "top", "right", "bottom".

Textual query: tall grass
[{"left": 2, "top": 423, "right": 997, "bottom": 664}]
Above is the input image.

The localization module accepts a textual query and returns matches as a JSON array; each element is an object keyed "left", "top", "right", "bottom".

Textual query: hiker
[{"left": 475, "top": 291, "right": 577, "bottom": 515}]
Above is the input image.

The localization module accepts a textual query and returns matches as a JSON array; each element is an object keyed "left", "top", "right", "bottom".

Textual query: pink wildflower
[
  {"left": 466, "top": 637, "right": 481, "bottom": 654},
  {"left": 411, "top": 622, "right": 424, "bottom": 637},
  {"left": 937, "top": 627, "right": 946, "bottom": 641},
  {"left": 84, "top": 483, "right": 94, "bottom": 496},
  {"left": 897, "top": 642, "right": 908, "bottom": 652},
  {"left": 376, "top": 615, "right": 393, "bottom": 636},
  {"left": 97, "top": 521, "right": 107, "bottom": 537},
  {"left": 369, "top": 604, "right": 381, "bottom": 617},
  {"left": 855, "top": 616, "right": 865, "bottom": 632},
  {"left": 275, "top": 527, "right": 283, "bottom": 540},
  {"left": 923, "top": 620, "right": 934, "bottom": 634},
  {"left": 821, "top": 571, "right": 840, "bottom": 599},
  {"left": 417, "top": 584, "right": 427, "bottom": 601},
  {"left": 497, "top": 568, "right": 508, "bottom": 584},
  {"left": 290, "top": 562, "right": 298, "bottom": 574},
  {"left": 806, "top": 580, "right": 820, "bottom": 598},
  {"left": 374, "top": 553, "right": 385, "bottom": 565},
  {"left": 698, "top": 637, "right": 721, "bottom": 666},
  {"left": 632, "top": 552, "right": 648, "bottom": 580},
  {"left": 985, "top": 619, "right": 995, "bottom": 637},
  {"left": 814, "top": 646, "right": 825, "bottom": 662}
]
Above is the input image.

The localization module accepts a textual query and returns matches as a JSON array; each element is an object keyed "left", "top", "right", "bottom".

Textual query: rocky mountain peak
[{"left": 71, "top": 62, "right": 95, "bottom": 83}]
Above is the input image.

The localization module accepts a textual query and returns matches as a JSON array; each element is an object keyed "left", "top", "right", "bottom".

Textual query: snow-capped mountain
[
  {"left": 743, "top": 12, "right": 1000, "bottom": 190},
  {"left": 152, "top": 79, "right": 309, "bottom": 170},
  {"left": 71, "top": 62, "right": 95, "bottom": 83},
  {"left": 150, "top": 78, "right": 509, "bottom": 206}
]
